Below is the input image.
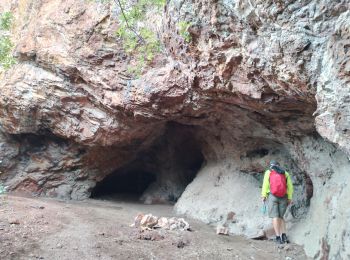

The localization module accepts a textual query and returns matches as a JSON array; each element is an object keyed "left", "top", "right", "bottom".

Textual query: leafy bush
[
  {"left": 0, "top": 12, "right": 13, "bottom": 31},
  {"left": 115, "top": 0, "right": 165, "bottom": 77},
  {"left": 0, "top": 36, "right": 15, "bottom": 69},
  {"left": 90, "top": 0, "right": 165, "bottom": 77},
  {"left": 0, "top": 12, "right": 16, "bottom": 70},
  {"left": 0, "top": 183, "right": 6, "bottom": 194},
  {"left": 178, "top": 21, "right": 192, "bottom": 43},
  {"left": 0, "top": 180, "right": 8, "bottom": 206}
]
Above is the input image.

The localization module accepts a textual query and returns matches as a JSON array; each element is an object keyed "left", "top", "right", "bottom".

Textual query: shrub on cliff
[
  {"left": 0, "top": 11, "right": 16, "bottom": 70},
  {"left": 90, "top": 0, "right": 165, "bottom": 76}
]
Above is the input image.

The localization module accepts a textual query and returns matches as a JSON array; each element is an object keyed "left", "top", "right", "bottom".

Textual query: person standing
[{"left": 261, "top": 160, "right": 293, "bottom": 244}]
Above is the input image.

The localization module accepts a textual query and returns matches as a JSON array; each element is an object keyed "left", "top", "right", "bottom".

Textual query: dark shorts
[{"left": 268, "top": 194, "right": 288, "bottom": 218}]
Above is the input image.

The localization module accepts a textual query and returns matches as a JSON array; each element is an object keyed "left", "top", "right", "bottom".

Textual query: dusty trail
[{"left": 0, "top": 195, "right": 308, "bottom": 260}]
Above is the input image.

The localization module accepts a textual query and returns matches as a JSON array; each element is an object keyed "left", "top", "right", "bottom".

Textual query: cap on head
[{"left": 269, "top": 160, "right": 279, "bottom": 167}]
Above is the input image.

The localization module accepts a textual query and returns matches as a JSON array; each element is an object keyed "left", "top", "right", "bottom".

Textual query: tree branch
[{"left": 114, "top": 0, "right": 145, "bottom": 44}]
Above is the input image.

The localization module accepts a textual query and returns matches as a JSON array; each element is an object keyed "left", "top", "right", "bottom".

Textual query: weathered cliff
[{"left": 0, "top": 0, "right": 349, "bottom": 258}]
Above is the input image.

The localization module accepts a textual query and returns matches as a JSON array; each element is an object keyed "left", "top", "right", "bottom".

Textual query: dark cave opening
[
  {"left": 91, "top": 169, "right": 157, "bottom": 198},
  {"left": 90, "top": 122, "right": 205, "bottom": 203}
]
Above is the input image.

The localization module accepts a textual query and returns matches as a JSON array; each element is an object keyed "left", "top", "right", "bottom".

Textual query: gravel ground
[{"left": 0, "top": 195, "right": 309, "bottom": 260}]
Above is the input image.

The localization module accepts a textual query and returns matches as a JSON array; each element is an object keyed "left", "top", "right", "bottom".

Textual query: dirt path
[{"left": 0, "top": 195, "right": 309, "bottom": 260}]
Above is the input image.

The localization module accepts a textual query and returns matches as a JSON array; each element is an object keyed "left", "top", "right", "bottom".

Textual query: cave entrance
[
  {"left": 90, "top": 122, "right": 205, "bottom": 204},
  {"left": 91, "top": 168, "right": 157, "bottom": 199}
]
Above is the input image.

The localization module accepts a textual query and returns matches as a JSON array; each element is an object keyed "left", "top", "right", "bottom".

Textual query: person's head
[
  {"left": 269, "top": 160, "right": 285, "bottom": 173},
  {"left": 269, "top": 160, "right": 280, "bottom": 167}
]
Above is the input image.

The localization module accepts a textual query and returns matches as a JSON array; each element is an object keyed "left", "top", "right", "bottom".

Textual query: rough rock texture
[
  {"left": 288, "top": 136, "right": 350, "bottom": 259},
  {"left": 0, "top": 0, "right": 350, "bottom": 259},
  {"left": 315, "top": 11, "right": 350, "bottom": 155},
  {"left": 175, "top": 138, "right": 309, "bottom": 239}
]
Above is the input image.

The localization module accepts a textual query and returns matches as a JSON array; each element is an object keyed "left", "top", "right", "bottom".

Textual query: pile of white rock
[{"left": 131, "top": 213, "right": 191, "bottom": 231}]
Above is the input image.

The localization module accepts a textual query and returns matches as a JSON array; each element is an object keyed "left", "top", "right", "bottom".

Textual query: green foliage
[
  {"left": 0, "top": 12, "right": 13, "bottom": 31},
  {"left": 0, "top": 12, "right": 16, "bottom": 70},
  {"left": 178, "top": 21, "right": 192, "bottom": 43},
  {"left": 89, "top": 0, "right": 166, "bottom": 77},
  {"left": 0, "top": 36, "right": 15, "bottom": 69},
  {"left": 0, "top": 183, "right": 6, "bottom": 195},
  {"left": 139, "top": 28, "right": 161, "bottom": 61},
  {"left": 0, "top": 181, "right": 8, "bottom": 206},
  {"left": 127, "top": 56, "right": 144, "bottom": 76},
  {"left": 116, "top": 26, "right": 138, "bottom": 53},
  {"left": 86, "top": 0, "right": 111, "bottom": 4},
  {"left": 115, "top": 0, "right": 165, "bottom": 77}
]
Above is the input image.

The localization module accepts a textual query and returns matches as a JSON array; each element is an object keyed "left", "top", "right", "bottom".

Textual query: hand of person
[
  {"left": 287, "top": 199, "right": 292, "bottom": 205},
  {"left": 262, "top": 197, "right": 266, "bottom": 203}
]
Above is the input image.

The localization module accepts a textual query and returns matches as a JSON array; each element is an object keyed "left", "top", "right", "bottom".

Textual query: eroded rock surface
[{"left": 0, "top": 0, "right": 349, "bottom": 259}]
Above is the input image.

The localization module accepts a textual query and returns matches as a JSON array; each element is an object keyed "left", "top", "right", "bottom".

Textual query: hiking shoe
[
  {"left": 276, "top": 236, "right": 284, "bottom": 244},
  {"left": 282, "top": 233, "right": 289, "bottom": 244}
]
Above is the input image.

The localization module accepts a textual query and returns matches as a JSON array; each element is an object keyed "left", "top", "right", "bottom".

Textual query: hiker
[{"left": 261, "top": 160, "right": 293, "bottom": 244}]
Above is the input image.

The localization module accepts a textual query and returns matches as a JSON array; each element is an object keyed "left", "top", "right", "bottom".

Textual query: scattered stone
[
  {"left": 138, "top": 231, "right": 164, "bottom": 241},
  {"left": 140, "top": 214, "right": 158, "bottom": 229},
  {"left": 284, "top": 245, "right": 292, "bottom": 251},
  {"left": 226, "top": 211, "right": 236, "bottom": 222},
  {"left": 216, "top": 225, "right": 229, "bottom": 235},
  {"left": 116, "top": 239, "right": 123, "bottom": 245},
  {"left": 9, "top": 219, "right": 20, "bottom": 225},
  {"left": 30, "top": 205, "right": 45, "bottom": 210},
  {"left": 172, "top": 239, "right": 189, "bottom": 248},
  {"left": 168, "top": 217, "right": 190, "bottom": 231},
  {"left": 176, "top": 241, "right": 186, "bottom": 248},
  {"left": 131, "top": 213, "right": 144, "bottom": 228},
  {"left": 263, "top": 227, "right": 276, "bottom": 240},
  {"left": 248, "top": 230, "right": 266, "bottom": 240},
  {"left": 56, "top": 243, "right": 63, "bottom": 249},
  {"left": 132, "top": 214, "right": 190, "bottom": 231},
  {"left": 156, "top": 217, "right": 169, "bottom": 229}
]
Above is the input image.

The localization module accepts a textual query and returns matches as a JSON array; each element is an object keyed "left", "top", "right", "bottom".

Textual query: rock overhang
[{"left": 1, "top": 0, "right": 350, "bottom": 258}]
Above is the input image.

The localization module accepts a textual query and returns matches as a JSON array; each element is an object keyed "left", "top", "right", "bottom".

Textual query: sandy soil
[{"left": 0, "top": 195, "right": 309, "bottom": 260}]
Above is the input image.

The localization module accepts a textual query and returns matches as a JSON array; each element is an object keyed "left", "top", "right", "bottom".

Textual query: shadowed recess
[
  {"left": 91, "top": 169, "right": 156, "bottom": 197},
  {"left": 90, "top": 122, "right": 205, "bottom": 202}
]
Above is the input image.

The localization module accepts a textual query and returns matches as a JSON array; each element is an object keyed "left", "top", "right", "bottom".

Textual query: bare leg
[
  {"left": 280, "top": 218, "right": 286, "bottom": 234},
  {"left": 272, "top": 218, "right": 280, "bottom": 236},
  {"left": 277, "top": 218, "right": 283, "bottom": 236}
]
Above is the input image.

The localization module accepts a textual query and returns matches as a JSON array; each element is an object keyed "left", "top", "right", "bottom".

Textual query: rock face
[{"left": 0, "top": 0, "right": 349, "bottom": 259}]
